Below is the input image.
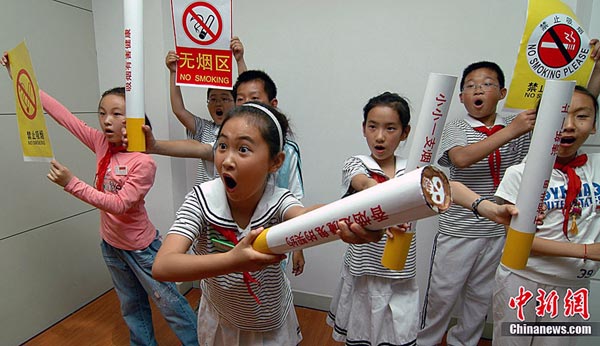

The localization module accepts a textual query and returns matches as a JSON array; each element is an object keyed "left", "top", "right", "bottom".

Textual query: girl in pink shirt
[
  {"left": 3, "top": 51, "right": 197, "bottom": 346},
  {"left": 44, "top": 86, "right": 198, "bottom": 346}
]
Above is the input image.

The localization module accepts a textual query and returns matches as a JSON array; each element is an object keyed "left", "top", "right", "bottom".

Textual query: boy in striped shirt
[{"left": 418, "top": 61, "right": 536, "bottom": 346}]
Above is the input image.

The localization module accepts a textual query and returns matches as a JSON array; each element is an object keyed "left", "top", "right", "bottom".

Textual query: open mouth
[
  {"left": 223, "top": 175, "right": 237, "bottom": 189},
  {"left": 560, "top": 137, "right": 576, "bottom": 144},
  {"left": 216, "top": 110, "right": 224, "bottom": 116},
  {"left": 474, "top": 99, "right": 484, "bottom": 106}
]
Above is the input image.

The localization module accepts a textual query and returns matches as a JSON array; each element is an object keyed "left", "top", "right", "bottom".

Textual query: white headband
[{"left": 242, "top": 103, "right": 283, "bottom": 151}]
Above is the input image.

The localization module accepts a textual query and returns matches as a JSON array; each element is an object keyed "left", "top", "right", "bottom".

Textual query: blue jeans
[{"left": 101, "top": 234, "right": 198, "bottom": 346}]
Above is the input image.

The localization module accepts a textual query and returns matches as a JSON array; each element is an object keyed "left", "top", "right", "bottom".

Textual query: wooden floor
[
  {"left": 23, "top": 288, "right": 343, "bottom": 346},
  {"left": 23, "top": 288, "right": 491, "bottom": 345}
]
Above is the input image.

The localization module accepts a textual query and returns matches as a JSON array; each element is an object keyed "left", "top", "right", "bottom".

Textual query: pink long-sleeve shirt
[{"left": 41, "top": 91, "right": 157, "bottom": 250}]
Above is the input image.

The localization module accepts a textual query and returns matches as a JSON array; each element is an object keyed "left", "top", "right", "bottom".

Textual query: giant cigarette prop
[
  {"left": 381, "top": 73, "right": 457, "bottom": 270},
  {"left": 253, "top": 166, "right": 451, "bottom": 255},
  {"left": 501, "top": 79, "right": 575, "bottom": 270},
  {"left": 124, "top": 0, "right": 145, "bottom": 152}
]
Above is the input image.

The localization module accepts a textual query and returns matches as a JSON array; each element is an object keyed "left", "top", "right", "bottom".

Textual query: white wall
[{"left": 0, "top": 1, "right": 111, "bottom": 345}]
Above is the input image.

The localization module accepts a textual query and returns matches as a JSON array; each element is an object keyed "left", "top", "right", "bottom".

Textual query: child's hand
[
  {"left": 590, "top": 39, "right": 599, "bottom": 63},
  {"left": 229, "top": 228, "right": 286, "bottom": 272},
  {"left": 291, "top": 250, "right": 305, "bottom": 276},
  {"left": 1, "top": 52, "right": 12, "bottom": 77},
  {"left": 231, "top": 36, "right": 244, "bottom": 62},
  {"left": 165, "top": 50, "right": 178, "bottom": 73},
  {"left": 336, "top": 221, "right": 383, "bottom": 244},
  {"left": 47, "top": 159, "right": 74, "bottom": 187},
  {"left": 587, "top": 39, "right": 600, "bottom": 96},
  {"left": 122, "top": 124, "right": 155, "bottom": 153},
  {"left": 534, "top": 204, "right": 547, "bottom": 226},
  {"left": 507, "top": 109, "right": 536, "bottom": 137},
  {"left": 385, "top": 223, "right": 410, "bottom": 238},
  {"left": 477, "top": 200, "right": 518, "bottom": 225}
]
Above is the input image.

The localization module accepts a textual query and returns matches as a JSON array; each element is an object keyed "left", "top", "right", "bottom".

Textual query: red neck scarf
[
  {"left": 473, "top": 124, "right": 504, "bottom": 188},
  {"left": 96, "top": 144, "right": 126, "bottom": 191},
  {"left": 211, "top": 224, "right": 262, "bottom": 304},
  {"left": 553, "top": 154, "right": 588, "bottom": 238},
  {"left": 371, "top": 172, "right": 389, "bottom": 184}
]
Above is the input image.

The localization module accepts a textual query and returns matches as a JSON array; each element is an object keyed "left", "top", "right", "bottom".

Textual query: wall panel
[{"left": 0, "top": 0, "right": 109, "bottom": 344}]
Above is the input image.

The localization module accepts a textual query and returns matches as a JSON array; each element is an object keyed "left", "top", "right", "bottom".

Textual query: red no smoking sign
[
  {"left": 16, "top": 69, "right": 37, "bottom": 120},
  {"left": 538, "top": 24, "right": 581, "bottom": 68},
  {"left": 527, "top": 13, "right": 590, "bottom": 79},
  {"left": 182, "top": 1, "right": 223, "bottom": 45}
]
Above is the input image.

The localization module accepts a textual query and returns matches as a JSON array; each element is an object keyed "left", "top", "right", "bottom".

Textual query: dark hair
[
  {"left": 233, "top": 70, "right": 277, "bottom": 101},
  {"left": 574, "top": 85, "right": 599, "bottom": 125},
  {"left": 460, "top": 61, "right": 505, "bottom": 90},
  {"left": 207, "top": 88, "right": 234, "bottom": 99},
  {"left": 362, "top": 91, "right": 411, "bottom": 128},
  {"left": 101, "top": 86, "right": 125, "bottom": 101},
  {"left": 99, "top": 86, "right": 152, "bottom": 128},
  {"left": 219, "top": 102, "right": 289, "bottom": 158}
]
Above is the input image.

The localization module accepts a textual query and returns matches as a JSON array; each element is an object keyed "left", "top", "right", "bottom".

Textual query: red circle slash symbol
[
  {"left": 16, "top": 69, "right": 37, "bottom": 120},
  {"left": 182, "top": 2, "right": 223, "bottom": 46},
  {"left": 538, "top": 24, "right": 581, "bottom": 68}
]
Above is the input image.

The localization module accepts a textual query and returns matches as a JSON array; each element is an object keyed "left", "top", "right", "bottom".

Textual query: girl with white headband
[{"left": 152, "top": 102, "right": 380, "bottom": 345}]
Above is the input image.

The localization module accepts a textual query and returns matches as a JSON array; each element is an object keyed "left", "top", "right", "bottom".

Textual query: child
[
  {"left": 232, "top": 70, "right": 304, "bottom": 201},
  {"left": 232, "top": 70, "right": 306, "bottom": 275},
  {"left": 151, "top": 102, "right": 377, "bottom": 345},
  {"left": 2, "top": 53, "right": 198, "bottom": 346},
  {"left": 165, "top": 36, "right": 247, "bottom": 185},
  {"left": 493, "top": 86, "right": 599, "bottom": 346},
  {"left": 418, "top": 61, "right": 537, "bottom": 346},
  {"left": 148, "top": 70, "right": 307, "bottom": 276},
  {"left": 326, "top": 92, "right": 418, "bottom": 345}
]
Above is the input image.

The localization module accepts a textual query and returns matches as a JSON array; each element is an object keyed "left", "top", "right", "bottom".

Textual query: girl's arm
[
  {"left": 152, "top": 139, "right": 213, "bottom": 160},
  {"left": 350, "top": 174, "right": 377, "bottom": 192},
  {"left": 152, "top": 229, "right": 285, "bottom": 282},
  {"left": 4, "top": 53, "right": 103, "bottom": 151},
  {"left": 131, "top": 124, "right": 214, "bottom": 160},
  {"left": 531, "top": 237, "right": 600, "bottom": 261},
  {"left": 40, "top": 90, "right": 102, "bottom": 152},
  {"left": 49, "top": 156, "right": 155, "bottom": 215},
  {"left": 450, "top": 181, "right": 518, "bottom": 225}
]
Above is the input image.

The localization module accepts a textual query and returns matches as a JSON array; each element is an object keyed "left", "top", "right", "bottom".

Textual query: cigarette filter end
[
  {"left": 125, "top": 118, "right": 146, "bottom": 152},
  {"left": 501, "top": 227, "right": 535, "bottom": 270},
  {"left": 252, "top": 228, "right": 274, "bottom": 254},
  {"left": 381, "top": 230, "right": 414, "bottom": 270}
]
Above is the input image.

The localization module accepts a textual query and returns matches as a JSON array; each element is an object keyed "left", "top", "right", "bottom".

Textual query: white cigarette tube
[
  {"left": 124, "top": 0, "right": 145, "bottom": 152},
  {"left": 405, "top": 73, "right": 457, "bottom": 170},
  {"left": 253, "top": 166, "right": 451, "bottom": 255},
  {"left": 501, "top": 79, "right": 575, "bottom": 270},
  {"left": 382, "top": 73, "right": 457, "bottom": 270}
]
